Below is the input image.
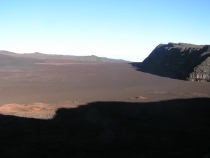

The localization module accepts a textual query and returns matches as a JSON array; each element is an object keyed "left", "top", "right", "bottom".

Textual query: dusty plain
[{"left": 0, "top": 57, "right": 210, "bottom": 157}]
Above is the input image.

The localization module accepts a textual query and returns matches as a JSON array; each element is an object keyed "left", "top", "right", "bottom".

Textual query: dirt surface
[
  {"left": 1, "top": 62, "right": 210, "bottom": 105},
  {"left": 1, "top": 61, "right": 210, "bottom": 119},
  {"left": 0, "top": 60, "right": 210, "bottom": 157}
]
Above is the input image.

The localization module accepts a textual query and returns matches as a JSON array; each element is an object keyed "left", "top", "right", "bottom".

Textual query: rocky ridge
[
  {"left": 0, "top": 51, "right": 126, "bottom": 62},
  {"left": 143, "top": 43, "right": 210, "bottom": 82}
]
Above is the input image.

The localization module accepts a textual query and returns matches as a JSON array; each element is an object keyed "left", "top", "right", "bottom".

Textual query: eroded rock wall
[{"left": 143, "top": 43, "right": 210, "bottom": 82}]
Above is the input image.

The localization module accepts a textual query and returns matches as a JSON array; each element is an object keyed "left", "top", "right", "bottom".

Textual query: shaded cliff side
[{"left": 143, "top": 43, "right": 210, "bottom": 82}]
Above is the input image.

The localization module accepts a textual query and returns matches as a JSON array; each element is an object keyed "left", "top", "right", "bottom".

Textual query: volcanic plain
[{"left": 0, "top": 51, "right": 210, "bottom": 157}]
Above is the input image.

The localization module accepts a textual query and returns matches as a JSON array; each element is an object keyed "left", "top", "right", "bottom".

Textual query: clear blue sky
[{"left": 0, "top": 0, "right": 209, "bottom": 61}]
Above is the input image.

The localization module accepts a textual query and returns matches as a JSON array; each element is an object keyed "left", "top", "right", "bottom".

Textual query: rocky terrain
[{"left": 142, "top": 43, "right": 210, "bottom": 82}]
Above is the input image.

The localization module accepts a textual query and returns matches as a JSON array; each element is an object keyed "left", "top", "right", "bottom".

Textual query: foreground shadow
[{"left": 1, "top": 98, "right": 210, "bottom": 157}]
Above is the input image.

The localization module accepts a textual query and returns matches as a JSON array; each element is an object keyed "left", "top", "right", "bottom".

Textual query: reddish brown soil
[
  {"left": 0, "top": 62, "right": 209, "bottom": 118},
  {"left": 0, "top": 61, "right": 210, "bottom": 157}
]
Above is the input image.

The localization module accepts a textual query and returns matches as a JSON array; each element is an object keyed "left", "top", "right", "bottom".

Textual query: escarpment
[{"left": 143, "top": 43, "right": 210, "bottom": 82}]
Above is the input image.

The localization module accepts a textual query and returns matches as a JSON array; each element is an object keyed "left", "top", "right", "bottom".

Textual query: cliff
[{"left": 143, "top": 43, "right": 210, "bottom": 82}]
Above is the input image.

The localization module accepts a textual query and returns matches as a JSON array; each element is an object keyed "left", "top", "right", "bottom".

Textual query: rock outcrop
[{"left": 143, "top": 43, "right": 210, "bottom": 82}]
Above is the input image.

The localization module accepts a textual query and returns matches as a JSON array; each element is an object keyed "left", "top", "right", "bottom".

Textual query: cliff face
[{"left": 143, "top": 43, "right": 210, "bottom": 82}]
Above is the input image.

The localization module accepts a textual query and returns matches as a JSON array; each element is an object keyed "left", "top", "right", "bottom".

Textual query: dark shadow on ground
[
  {"left": 130, "top": 62, "right": 183, "bottom": 80},
  {"left": 1, "top": 98, "right": 210, "bottom": 157}
]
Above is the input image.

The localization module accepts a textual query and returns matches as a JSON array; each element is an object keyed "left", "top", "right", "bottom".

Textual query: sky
[{"left": 0, "top": 0, "right": 209, "bottom": 61}]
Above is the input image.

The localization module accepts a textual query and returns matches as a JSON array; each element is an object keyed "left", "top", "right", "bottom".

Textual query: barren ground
[
  {"left": 0, "top": 60, "right": 210, "bottom": 157},
  {"left": 1, "top": 62, "right": 209, "bottom": 118}
]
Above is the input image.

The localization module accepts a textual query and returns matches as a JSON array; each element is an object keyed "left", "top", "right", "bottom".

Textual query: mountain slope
[
  {"left": 143, "top": 43, "right": 210, "bottom": 82},
  {"left": 0, "top": 51, "right": 127, "bottom": 63}
]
